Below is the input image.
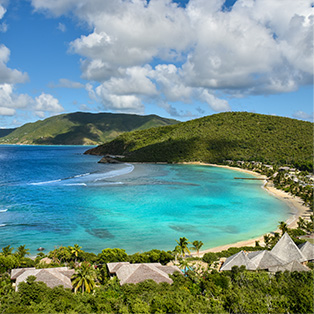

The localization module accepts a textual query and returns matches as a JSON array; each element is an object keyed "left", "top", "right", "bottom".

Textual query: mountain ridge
[
  {"left": 85, "top": 112, "right": 313, "bottom": 170},
  {"left": 0, "top": 112, "right": 178, "bottom": 145}
]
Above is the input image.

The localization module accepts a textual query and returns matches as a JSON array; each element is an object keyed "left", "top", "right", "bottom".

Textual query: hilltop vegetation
[
  {"left": 85, "top": 112, "right": 313, "bottom": 170},
  {"left": 0, "top": 112, "right": 178, "bottom": 145}
]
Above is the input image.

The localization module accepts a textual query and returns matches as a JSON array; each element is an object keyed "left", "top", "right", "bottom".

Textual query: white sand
[{"left": 181, "top": 162, "right": 311, "bottom": 256}]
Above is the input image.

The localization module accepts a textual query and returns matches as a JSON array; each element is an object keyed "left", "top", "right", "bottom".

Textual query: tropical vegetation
[
  {"left": 85, "top": 112, "right": 313, "bottom": 172},
  {"left": 0, "top": 112, "right": 178, "bottom": 145},
  {"left": 0, "top": 223, "right": 313, "bottom": 313}
]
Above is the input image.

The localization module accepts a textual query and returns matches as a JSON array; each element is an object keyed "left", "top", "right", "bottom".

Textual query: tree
[
  {"left": 278, "top": 221, "right": 288, "bottom": 235},
  {"left": 192, "top": 240, "right": 204, "bottom": 256},
  {"left": 1, "top": 245, "right": 14, "bottom": 257},
  {"left": 16, "top": 245, "right": 30, "bottom": 259},
  {"left": 175, "top": 237, "right": 191, "bottom": 257},
  {"left": 69, "top": 244, "right": 83, "bottom": 264},
  {"left": 263, "top": 234, "right": 271, "bottom": 248},
  {"left": 71, "top": 262, "right": 97, "bottom": 294}
]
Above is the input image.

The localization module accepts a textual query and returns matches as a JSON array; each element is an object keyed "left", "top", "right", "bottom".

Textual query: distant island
[
  {"left": 85, "top": 112, "right": 313, "bottom": 172},
  {"left": 0, "top": 112, "right": 178, "bottom": 145}
]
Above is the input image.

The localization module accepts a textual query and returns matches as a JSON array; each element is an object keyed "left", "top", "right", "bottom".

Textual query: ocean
[{"left": 0, "top": 145, "right": 291, "bottom": 255}]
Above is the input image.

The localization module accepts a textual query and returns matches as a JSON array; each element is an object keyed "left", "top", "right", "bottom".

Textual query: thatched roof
[
  {"left": 268, "top": 260, "right": 311, "bottom": 273},
  {"left": 271, "top": 233, "right": 307, "bottom": 263},
  {"left": 11, "top": 267, "right": 75, "bottom": 291},
  {"left": 298, "top": 241, "right": 314, "bottom": 261},
  {"left": 220, "top": 251, "right": 257, "bottom": 271},
  {"left": 248, "top": 250, "right": 285, "bottom": 270},
  {"left": 107, "top": 262, "right": 181, "bottom": 285}
]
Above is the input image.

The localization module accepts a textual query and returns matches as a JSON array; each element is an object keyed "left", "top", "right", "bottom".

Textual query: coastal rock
[{"left": 98, "top": 156, "right": 121, "bottom": 164}]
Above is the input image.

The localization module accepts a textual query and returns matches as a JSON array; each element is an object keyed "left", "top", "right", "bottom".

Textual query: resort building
[
  {"left": 11, "top": 267, "right": 74, "bottom": 291},
  {"left": 219, "top": 233, "right": 312, "bottom": 272},
  {"left": 107, "top": 262, "right": 181, "bottom": 285}
]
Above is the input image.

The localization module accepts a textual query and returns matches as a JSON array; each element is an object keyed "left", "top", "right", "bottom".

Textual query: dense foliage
[
  {"left": 86, "top": 112, "right": 313, "bottom": 170},
  {"left": 0, "top": 112, "right": 178, "bottom": 145},
  {"left": 0, "top": 229, "right": 313, "bottom": 314}
]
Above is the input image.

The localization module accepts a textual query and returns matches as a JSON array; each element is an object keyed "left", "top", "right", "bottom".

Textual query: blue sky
[{"left": 0, "top": 0, "right": 313, "bottom": 128}]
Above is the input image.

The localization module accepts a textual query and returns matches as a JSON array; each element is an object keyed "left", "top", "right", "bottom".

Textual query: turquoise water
[{"left": 0, "top": 145, "right": 291, "bottom": 255}]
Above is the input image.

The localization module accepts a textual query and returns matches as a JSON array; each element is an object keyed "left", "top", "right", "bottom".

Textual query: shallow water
[{"left": 0, "top": 145, "right": 290, "bottom": 254}]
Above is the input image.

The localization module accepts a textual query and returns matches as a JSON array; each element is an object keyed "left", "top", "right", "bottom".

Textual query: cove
[{"left": 0, "top": 145, "right": 290, "bottom": 255}]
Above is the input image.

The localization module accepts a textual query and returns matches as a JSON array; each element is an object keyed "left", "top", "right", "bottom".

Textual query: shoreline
[{"left": 179, "top": 162, "right": 311, "bottom": 256}]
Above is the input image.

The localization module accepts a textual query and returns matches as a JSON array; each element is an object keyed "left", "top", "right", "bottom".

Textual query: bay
[{"left": 0, "top": 145, "right": 290, "bottom": 255}]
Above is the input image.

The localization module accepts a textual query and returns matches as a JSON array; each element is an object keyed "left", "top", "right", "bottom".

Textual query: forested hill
[
  {"left": 0, "top": 112, "right": 178, "bottom": 145},
  {"left": 85, "top": 112, "right": 313, "bottom": 169}
]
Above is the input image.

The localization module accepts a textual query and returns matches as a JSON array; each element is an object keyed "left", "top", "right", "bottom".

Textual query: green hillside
[
  {"left": 0, "top": 112, "right": 178, "bottom": 145},
  {"left": 85, "top": 112, "right": 313, "bottom": 169}
]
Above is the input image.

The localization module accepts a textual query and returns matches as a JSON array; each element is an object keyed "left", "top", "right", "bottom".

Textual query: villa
[
  {"left": 107, "top": 262, "right": 181, "bottom": 285},
  {"left": 11, "top": 267, "right": 75, "bottom": 291},
  {"left": 220, "top": 233, "right": 313, "bottom": 272}
]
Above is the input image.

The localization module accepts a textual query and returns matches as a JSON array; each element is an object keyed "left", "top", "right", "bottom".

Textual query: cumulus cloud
[
  {"left": 0, "top": 84, "right": 33, "bottom": 112},
  {"left": 35, "top": 93, "right": 64, "bottom": 113},
  {"left": 31, "top": 0, "right": 313, "bottom": 114},
  {"left": 0, "top": 45, "right": 29, "bottom": 84}
]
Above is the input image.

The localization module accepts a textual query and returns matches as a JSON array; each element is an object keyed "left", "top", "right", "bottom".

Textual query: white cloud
[
  {"left": 0, "top": 44, "right": 29, "bottom": 84},
  {"left": 0, "top": 4, "right": 6, "bottom": 20},
  {"left": 0, "top": 107, "right": 15, "bottom": 116},
  {"left": 50, "top": 78, "right": 84, "bottom": 89},
  {"left": 35, "top": 93, "right": 64, "bottom": 112},
  {"left": 57, "top": 22, "right": 66, "bottom": 32},
  {"left": 292, "top": 110, "right": 313, "bottom": 122},
  {"left": 0, "top": 22, "right": 8, "bottom": 32},
  {"left": 31, "top": 0, "right": 314, "bottom": 113},
  {"left": 0, "top": 83, "right": 32, "bottom": 109}
]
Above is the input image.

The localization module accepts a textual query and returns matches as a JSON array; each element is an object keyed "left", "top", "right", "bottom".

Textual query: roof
[
  {"left": 248, "top": 250, "right": 285, "bottom": 270},
  {"left": 298, "top": 241, "right": 314, "bottom": 261},
  {"left": 268, "top": 261, "right": 311, "bottom": 273},
  {"left": 220, "top": 251, "right": 257, "bottom": 271},
  {"left": 11, "top": 267, "right": 75, "bottom": 291},
  {"left": 271, "top": 233, "right": 307, "bottom": 263},
  {"left": 107, "top": 262, "right": 181, "bottom": 285}
]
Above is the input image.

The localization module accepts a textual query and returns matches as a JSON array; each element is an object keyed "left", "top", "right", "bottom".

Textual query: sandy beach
[{"left": 182, "top": 162, "right": 312, "bottom": 256}]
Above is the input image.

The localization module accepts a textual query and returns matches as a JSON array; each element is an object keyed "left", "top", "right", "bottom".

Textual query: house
[
  {"left": 219, "top": 251, "right": 256, "bottom": 271},
  {"left": 271, "top": 233, "right": 307, "bottom": 264},
  {"left": 298, "top": 242, "right": 314, "bottom": 262},
  {"left": 107, "top": 262, "right": 181, "bottom": 285},
  {"left": 220, "top": 233, "right": 312, "bottom": 272},
  {"left": 247, "top": 250, "right": 285, "bottom": 270},
  {"left": 11, "top": 267, "right": 75, "bottom": 291}
]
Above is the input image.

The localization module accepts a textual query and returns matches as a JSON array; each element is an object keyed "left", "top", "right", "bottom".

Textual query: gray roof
[
  {"left": 107, "top": 262, "right": 181, "bottom": 285},
  {"left": 271, "top": 233, "right": 307, "bottom": 263},
  {"left": 220, "top": 251, "right": 257, "bottom": 271},
  {"left": 248, "top": 250, "right": 285, "bottom": 270},
  {"left": 298, "top": 241, "right": 314, "bottom": 261},
  {"left": 268, "top": 261, "right": 311, "bottom": 273},
  {"left": 11, "top": 267, "right": 75, "bottom": 291}
]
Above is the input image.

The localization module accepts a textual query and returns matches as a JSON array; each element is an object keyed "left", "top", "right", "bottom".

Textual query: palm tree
[
  {"left": 71, "top": 262, "right": 97, "bottom": 293},
  {"left": 173, "top": 245, "right": 181, "bottom": 263},
  {"left": 1, "top": 245, "right": 14, "bottom": 257},
  {"left": 69, "top": 244, "right": 83, "bottom": 264},
  {"left": 192, "top": 240, "right": 203, "bottom": 256},
  {"left": 175, "top": 237, "right": 191, "bottom": 257},
  {"left": 263, "top": 234, "right": 271, "bottom": 248},
  {"left": 278, "top": 221, "right": 288, "bottom": 235},
  {"left": 16, "top": 245, "right": 30, "bottom": 258}
]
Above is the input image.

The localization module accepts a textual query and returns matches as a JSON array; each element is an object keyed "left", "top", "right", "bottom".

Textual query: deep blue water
[{"left": 0, "top": 145, "right": 291, "bottom": 255}]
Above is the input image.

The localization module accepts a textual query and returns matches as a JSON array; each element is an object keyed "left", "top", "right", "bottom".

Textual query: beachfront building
[
  {"left": 219, "top": 233, "right": 312, "bottom": 272},
  {"left": 107, "top": 262, "right": 181, "bottom": 285},
  {"left": 11, "top": 267, "right": 74, "bottom": 291}
]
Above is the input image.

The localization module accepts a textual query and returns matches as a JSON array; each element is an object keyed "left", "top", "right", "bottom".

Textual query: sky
[{"left": 0, "top": 0, "right": 313, "bottom": 128}]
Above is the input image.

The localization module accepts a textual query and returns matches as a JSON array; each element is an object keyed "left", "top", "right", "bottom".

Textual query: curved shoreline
[{"left": 179, "top": 162, "right": 311, "bottom": 256}]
